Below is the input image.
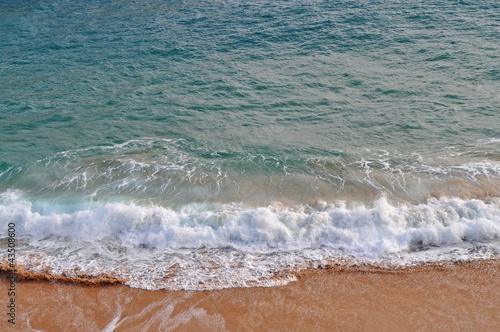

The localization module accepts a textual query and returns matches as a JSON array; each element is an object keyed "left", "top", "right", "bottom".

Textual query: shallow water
[{"left": 1, "top": 0, "right": 500, "bottom": 290}]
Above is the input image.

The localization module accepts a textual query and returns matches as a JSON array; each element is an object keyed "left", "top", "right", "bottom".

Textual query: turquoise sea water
[{"left": 1, "top": 0, "right": 500, "bottom": 290}]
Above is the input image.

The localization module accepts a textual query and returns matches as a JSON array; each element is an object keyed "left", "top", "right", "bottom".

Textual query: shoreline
[{"left": 2, "top": 258, "right": 499, "bottom": 331}]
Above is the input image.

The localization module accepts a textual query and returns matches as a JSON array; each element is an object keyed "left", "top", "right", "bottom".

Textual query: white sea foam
[
  {"left": 1, "top": 191, "right": 500, "bottom": 290},
  {"left": 2, "top": 138, "right": 500, "bottom": 210}
]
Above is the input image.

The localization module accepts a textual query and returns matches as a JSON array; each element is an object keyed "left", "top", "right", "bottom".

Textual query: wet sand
[{"left": 2, "top": 259, "right": 499, "bottom": 331}]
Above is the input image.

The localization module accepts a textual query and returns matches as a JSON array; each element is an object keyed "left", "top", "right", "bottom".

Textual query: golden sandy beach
[{"left": 2, "top": 259, "right": 499, "bottom": 331}]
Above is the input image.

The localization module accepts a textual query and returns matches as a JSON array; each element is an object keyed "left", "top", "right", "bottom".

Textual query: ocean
[{"left": 1, "top": 0, "right": 500, "bottom": 290}]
